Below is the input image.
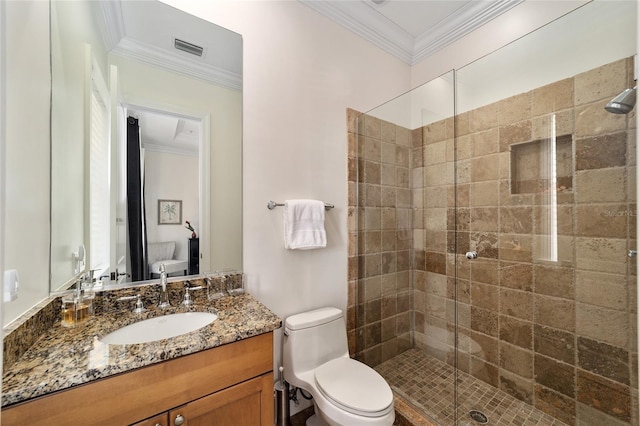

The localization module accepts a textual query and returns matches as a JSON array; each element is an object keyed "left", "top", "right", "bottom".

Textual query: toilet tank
[{"left": 283, "top": 307, "right": 349, "bottom": 381}]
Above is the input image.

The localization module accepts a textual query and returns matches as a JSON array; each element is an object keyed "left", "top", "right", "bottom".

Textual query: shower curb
[{"left": 393, "top": 394, "right": 440, "bottom": 426}]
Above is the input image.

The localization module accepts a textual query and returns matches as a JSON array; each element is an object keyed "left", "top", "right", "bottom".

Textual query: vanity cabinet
[
  {"left": 167, "top": 374, "right": 271, "bottom": 425},
  {"left": 133, "top": 373, "right": 272, "bottom": 426},
  {"left": 2, "top": 332, "right": 274, "bottom": 426}
]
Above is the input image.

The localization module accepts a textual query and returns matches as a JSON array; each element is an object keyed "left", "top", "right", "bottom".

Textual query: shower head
[{"left": 605, "top": 86, "right": 636, "bottom": 114}]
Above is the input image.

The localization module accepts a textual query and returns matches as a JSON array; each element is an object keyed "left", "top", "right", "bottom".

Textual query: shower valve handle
[{"left": 465, "top": 251, "right": 478, "bottom": 260}]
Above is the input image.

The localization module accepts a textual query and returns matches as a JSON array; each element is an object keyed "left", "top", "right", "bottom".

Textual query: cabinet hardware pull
[{"left": 174, "top": 414, "right": 185, "bottom": 426}]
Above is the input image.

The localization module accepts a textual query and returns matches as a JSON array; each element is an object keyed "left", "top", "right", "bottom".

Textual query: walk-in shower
[{"left": 347, "top": 2, "right": 637, "bottom": 425}]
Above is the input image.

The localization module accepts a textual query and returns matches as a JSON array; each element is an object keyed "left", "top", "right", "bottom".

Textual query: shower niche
[{"left": 510, "top": 134, "right": 574, "bottom": 195}]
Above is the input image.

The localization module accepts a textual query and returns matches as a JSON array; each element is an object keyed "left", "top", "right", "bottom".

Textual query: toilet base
[{"left": 306, "top": 413, "right": 328, "bottom": 426}]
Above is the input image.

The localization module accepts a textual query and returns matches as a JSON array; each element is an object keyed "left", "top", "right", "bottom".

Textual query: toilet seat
[{"left": 314, "top": 358, "right": 394, "bottom": 418}]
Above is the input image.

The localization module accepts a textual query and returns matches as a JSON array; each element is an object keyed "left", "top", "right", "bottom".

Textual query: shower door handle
[{"left": 465, "top": 251, "right": 478, "bottom": 260}]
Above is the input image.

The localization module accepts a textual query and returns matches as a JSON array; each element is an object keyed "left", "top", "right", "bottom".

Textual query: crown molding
[
  {"left": 300, "top": 0, "right": 415, "bottom": 64},
  {"left": 95, "top": 0, "right": 125, "bottom": 52},
  {"left": 96, "top": 1, "right": 241, "bottom": 92},
  {"left": 412, "top": 0, "right": 525, "bottom": 65},
  {"left": 110, "top": 37, "right": 242, "bottom": 91},
  {"left": 300, "top": 0, "right": 524, "bottom": 66}
]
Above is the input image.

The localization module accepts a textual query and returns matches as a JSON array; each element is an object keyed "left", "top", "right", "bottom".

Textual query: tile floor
[{"left": 375, "top": 348, "right": 569, "bottom": 425}]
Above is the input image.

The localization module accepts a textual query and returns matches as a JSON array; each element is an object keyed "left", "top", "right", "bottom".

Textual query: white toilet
[{"left": 283, "top": 307, "right": 395, "bottom": 426}]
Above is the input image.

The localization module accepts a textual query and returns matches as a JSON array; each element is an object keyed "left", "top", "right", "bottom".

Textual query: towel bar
[{"left": 267, "top": 200, "right": 334, "bottom": 211}]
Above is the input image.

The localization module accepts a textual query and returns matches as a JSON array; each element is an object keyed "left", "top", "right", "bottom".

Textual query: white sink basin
[{"left": 101, "top": 312, "right": 218, "bottom": 345}]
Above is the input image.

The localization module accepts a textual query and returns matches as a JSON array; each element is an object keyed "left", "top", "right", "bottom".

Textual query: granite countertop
[{"left": 2, "top": 293, "right": 281, "bottom": 407}]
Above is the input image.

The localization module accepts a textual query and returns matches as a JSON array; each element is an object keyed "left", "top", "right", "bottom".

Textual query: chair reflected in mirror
[{"left": 148, "top": 241, "right": 187, "bottom": 278}]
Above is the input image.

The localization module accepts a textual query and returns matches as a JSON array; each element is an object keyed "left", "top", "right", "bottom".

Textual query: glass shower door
[
  {"left": 454, "top": 2, "right": 638, "bottom": 425},
  {"left": 350, "top": 71, "right": 457, "bottom": 424}
]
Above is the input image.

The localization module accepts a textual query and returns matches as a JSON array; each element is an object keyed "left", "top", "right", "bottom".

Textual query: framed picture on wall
[{"left": 158, "top": 199, "right": 182, "bottom": 225}]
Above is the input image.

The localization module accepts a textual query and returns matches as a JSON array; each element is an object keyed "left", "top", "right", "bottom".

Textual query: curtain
[{"left": 126, "top": 116, "right": 148, "bottom": 281}]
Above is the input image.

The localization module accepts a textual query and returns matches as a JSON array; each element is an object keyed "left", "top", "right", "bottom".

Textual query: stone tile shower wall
[
  {"left": 347, "top": 108, "right": 414, "bottom": 366},
  {"left": 447, "top": 57, "right": 636, "bottom": 426},
  {"left": 348, "top": 57, "right": 637, "bottom": 426}
]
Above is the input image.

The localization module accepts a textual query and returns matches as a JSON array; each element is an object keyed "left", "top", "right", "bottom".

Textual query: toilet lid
[{"left": 314, "top": 358, "right": 393, "bottom": 417}]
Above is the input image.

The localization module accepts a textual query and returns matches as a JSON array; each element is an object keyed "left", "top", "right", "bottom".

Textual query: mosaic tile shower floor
[{"left": 375, "top": 349, "right": 568, "bottom": 426}]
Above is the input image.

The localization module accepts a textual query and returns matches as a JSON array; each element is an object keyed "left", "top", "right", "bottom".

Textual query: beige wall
[{"left": 4, "top": 1, "right": 51, "bottom": 324}]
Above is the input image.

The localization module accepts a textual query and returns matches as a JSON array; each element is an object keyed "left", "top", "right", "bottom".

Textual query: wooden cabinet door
[
  {"left": 131, "top": 412, "right": 169, "bottom": 426},
  {"left": 168, "top": 373, "right": 273, "bottom": 426}
]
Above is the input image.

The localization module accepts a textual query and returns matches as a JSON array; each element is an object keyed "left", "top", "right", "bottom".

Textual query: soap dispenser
[
  {"left": 61, "top": 293, "right": 77, "bottom": 327},
  {"left": 61, "top": 273, "right": 95, "bottom": 327},
  {"left": 81, "top": 270, "right": 96, "bottom": 316}
]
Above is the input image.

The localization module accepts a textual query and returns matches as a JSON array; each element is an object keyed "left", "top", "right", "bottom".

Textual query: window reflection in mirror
[{"left": 50, "top": 0, "right": 242, "bottom": 292}]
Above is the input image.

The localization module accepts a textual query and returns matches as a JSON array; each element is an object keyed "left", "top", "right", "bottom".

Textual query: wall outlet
[{"left": 4, "top": 269, "right": 18, "bottom": 302}]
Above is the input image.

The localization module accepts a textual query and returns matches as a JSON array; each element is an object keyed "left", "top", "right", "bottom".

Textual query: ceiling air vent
[{"left": 174, "top": 38, "right": 203, "bottom": 57}]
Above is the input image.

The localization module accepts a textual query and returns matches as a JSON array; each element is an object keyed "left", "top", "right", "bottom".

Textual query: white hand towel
[{"left": 283, "top": 199, "right": 327, "bottom": 250}]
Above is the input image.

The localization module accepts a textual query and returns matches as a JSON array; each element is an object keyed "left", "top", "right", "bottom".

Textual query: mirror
[{"left": 50, "top": 0, "right": 243, "bottom": 292}]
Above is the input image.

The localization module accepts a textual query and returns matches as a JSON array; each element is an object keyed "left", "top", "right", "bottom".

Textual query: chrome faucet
[
  {"left": 181, "top": 281, "right": 204, "bottom": 306},
  {"left": 158, "top": 263, "right": 170, "bottom": 308}
]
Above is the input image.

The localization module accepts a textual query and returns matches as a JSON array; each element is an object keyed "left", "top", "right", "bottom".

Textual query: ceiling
[
  {"left": 300, "top": 0, "right": 524, "bottom": 65},
  {"left": 129, "top": 109, "right": 200, "bottom": 157}
]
